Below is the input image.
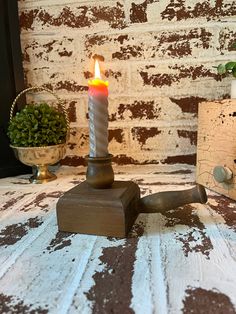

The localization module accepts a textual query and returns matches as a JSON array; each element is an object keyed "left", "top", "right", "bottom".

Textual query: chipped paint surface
[
  {"left": 18, "top": 0, "right": 236, "bottom": 165},
  {"left": 0, "top": 165, "right": 235, "bottom": 313}
]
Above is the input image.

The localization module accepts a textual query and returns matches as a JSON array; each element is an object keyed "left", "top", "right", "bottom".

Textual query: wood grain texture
[
  {"left": 0, "top": 165, "right": 235, "bottom": 314},
  {"left": 57, "top": 180, "right": 140, "bottom": 237}
]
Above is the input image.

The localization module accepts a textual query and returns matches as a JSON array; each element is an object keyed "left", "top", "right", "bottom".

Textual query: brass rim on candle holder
[
  {"left": 86, "top": 154, "right": 114, "bottom": 189},
  {"left": 9, "top": 86, "right": 69, "bottom": 184}
]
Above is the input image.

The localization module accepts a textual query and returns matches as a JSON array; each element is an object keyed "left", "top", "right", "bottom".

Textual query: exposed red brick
[
  {"left": 140, "top": 64, "right": 221, "bottom": 88},
  {"left": 20, "top": 3, "right": 126, "bottom": 31},
  {"left": 67, "top": 101, "right": 76, "bottom": 122},
  {"left": 162, "top": 154, "right": 196, "bottom": 165},
  {"left": 219, "top": 28, "right": 236, "bottom": 52},
  {"left": 131, "top": 127, "right": 161, "bottom": 146},
  {"left": 19, "top": 9, "right": 39, "bottom": 30},
  {"left": 170, "top": 96, "right": 207, "bottom": 115},
  {"left": 130, "top": 1, "right": 148, "bottom": 23},
  {"left": 112, "top": 154, "right": 138, "bottom": 165},
  {"left": 55, "top": 81, "right": 88, "bottom": 92},
  {"left": 61, "top": 156, "right": 86, "bottom": 166},
  {"left": 86, "top": 28, "right": 212, "bottom": 61},
  {"left": 105, "top": 69, "right": 122, "bottom": 80},
  {"left": 109, "top": 100, "right": 161, "bottom": 121},
  {"left": 108, "top": 129, "right": 124, "bottom": 143},
  {"left": 58, "top": 50, "right": 72, "bottom": 57},
  {"left": 161, "top": 0, "right": 236, "bottom": 21},
  {"left": 177, "top": 130, "right": 197, "bottom": 145}
]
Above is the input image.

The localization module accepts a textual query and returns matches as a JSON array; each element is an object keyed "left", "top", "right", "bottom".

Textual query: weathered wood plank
[
  {"left": 0, "top": 165, "right": 235, "bottom": 314},
  {"left": 196, "top": 99, "right": 236, "bottom": 201}
]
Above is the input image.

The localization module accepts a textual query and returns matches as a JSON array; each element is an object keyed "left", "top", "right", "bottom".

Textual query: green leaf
[
  {"left": 225, "top": 62, "right": 236, "bottom": 71},
  {"left": 217, "top": 64, "right": 226, "bottom": 75},
  {"left": 232, "top": 66, "right": 236, "bottom": 78}
]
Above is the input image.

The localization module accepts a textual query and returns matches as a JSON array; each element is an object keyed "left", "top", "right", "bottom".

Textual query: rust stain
[
  {"left": 86, "top": 221, "right": 144, "bottom": 313},
  {"left": 108, "top": 129, "right": 124, "bottom": 144},
  {"left": 20, "top": 4, "right": 126, "bottom": 31},
  {"left": 170, "top": 96, "right": 207, "bottom": 115},
  {"left": 109, "top": 100, "right": 161, "bottom": 121},
  {"left": 131, "top": 127, "right": 161, "bottom": 146},
  {"left": 0, "top": 293, "right": 48, "bottom": 314},
  {"left": 177, "top": 130, "right": 197, "bottom": 145},
  {"left": 162, "top": 205, "right": 213, "bottom": 258},
  {"left": 162, "top": 154, "right": 196, "bottom": 165},
  {"left": 0, "top": 217, "right": 43, "bottom": 247},
  {"left": 46, "top": 231, "right": 73, "bottom": 253},
  {"left": 161, "top": 0, "right": 236, "bottom": 21},
  {"left": 208, "top": 195, "right": 236, "bottom": 232},
  {"left": 183, "top": 287, "right": 235, "bottom": 314}
]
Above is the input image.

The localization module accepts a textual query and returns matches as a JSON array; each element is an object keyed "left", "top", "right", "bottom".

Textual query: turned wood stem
[{"left": 140, "top": 184, "right": 207, "bottom": 214}]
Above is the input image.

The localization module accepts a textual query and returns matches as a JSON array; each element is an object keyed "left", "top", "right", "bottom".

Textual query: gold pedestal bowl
[
  {"left": 11, "top": 144, "right": 66, "bottom": 183},
  {"left": 9, "top": 86, "right": 69, "bottom": 184}
]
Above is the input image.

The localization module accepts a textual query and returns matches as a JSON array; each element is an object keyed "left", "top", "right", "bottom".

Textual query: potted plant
[
  {"left": 8, "top": 86, "right": 69, "bottom": 183},
  {"left": 216, "top": 43, "right": 236, "bottom": 98}
]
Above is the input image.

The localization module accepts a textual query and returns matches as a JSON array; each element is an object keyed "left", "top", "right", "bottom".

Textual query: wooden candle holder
[
  {"left": 56, "top": 156, "right": 207, "bottom": 237},
  {"left": 56, "top": 180, "right": 140, "bottom": 237}
]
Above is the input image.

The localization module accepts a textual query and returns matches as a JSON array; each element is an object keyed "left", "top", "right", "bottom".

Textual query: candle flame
[{"left": 94, "top": 60, "right": 101, "bottom": 79}]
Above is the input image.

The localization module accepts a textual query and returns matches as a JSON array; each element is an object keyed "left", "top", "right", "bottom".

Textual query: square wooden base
[{"left": 56, "top": 180, "right": 140, "bottom": 237}]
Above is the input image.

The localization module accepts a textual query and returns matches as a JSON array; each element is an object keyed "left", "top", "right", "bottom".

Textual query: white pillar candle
[{"left": 88, "top": 60, "right": 109, "bottom": 157}]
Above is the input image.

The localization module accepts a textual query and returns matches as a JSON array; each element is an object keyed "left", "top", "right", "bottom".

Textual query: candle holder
[
  {"left": 56, "top": 154, "right": 208, "bottom": 237},
  {"left": 56, "top": 60, "right": 207, "bottom": 237},
  {"left": 86, "top": 154, "right": 114, "bottom": 189}
]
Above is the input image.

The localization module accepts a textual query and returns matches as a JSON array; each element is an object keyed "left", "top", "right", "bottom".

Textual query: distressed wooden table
[{"left": 0, "top": 165, "right": 235, "bottom": 314}]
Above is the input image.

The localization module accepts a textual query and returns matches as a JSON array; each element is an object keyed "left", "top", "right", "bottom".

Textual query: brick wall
[{"left": 18, "top": 0, "right": 236, "bottom": 166}]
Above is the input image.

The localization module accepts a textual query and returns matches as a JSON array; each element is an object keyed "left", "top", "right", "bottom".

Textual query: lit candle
[{"left": 88, "top": 60, "right": 109, "bottom": 157}]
